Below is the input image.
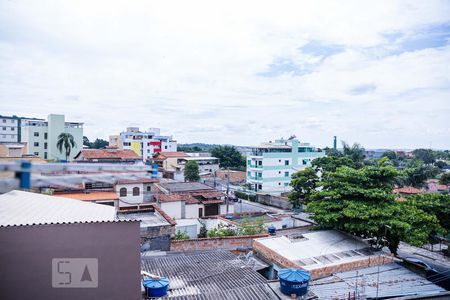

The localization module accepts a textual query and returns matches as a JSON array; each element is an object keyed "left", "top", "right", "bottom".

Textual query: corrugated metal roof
[
  {"left": 141, "top": 250, "right": 278, "bottom": 299},
  {"left": 309, "top": 263, "right": 446, "bottom": 299},
  {"left": 0, "top": 190, "right": 116, "bottom": 227}
]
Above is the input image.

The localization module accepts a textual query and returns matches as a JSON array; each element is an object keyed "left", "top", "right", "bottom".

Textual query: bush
[
  {"left": 174, "top": 230, "right": 190, "bottom": 240},
  {"left": 208, "top": 224, "right": 237, "bottom": 237},
  {"left": 198, "top": 224, "right": 208, "bottom": 238},
  {"left": 235, "top": 191, "right": 256, "bottom": 202}
]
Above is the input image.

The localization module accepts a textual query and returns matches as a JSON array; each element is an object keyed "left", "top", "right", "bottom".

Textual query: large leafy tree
[
  {"left": 184, "top": 160, "right": 200, "bottom": 182},
  {"left": 407, "top": 193, "right": 450, "bottom": 234},
  {"left": 342, "top": 142, "right": 366, "bottom": 167},
  {"left": 56, "top": 133, "right": 77, "bottom": 161},
  {"left": 307, "top": 158, "right": 442, "bottom": 255},
  {"left": 440, "top": 173, "right": 450, "bottom": 185},
  {"left": 288, "top": 167, "right": 318, "bottom": 208},
  {"left": 400, "top": 160, "right": 439, "bottom": 188},
  {"left": 413, "top": 148, "right": 436, "bottom": 165},
  {"left": 211, "top": 145, "right": 245, "bottom": 169}
]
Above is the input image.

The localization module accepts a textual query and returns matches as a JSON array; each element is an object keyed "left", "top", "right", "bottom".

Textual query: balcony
[
  {"left": 248, "top": 176, "right": 263, "bottom": 182},
  {"left": 248, "top": 164, "right": 263, "bottom": 170}
]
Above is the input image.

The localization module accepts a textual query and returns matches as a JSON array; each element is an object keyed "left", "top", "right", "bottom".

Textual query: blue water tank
[
  {"left": 278, "top": 268, "right": 310, "bottom": 297},
  {"left": 143, "top": 277, "right": 169, "bottom": 297},
  {"left": 268, "top": 225, "right": 276, "bottom": 235}
]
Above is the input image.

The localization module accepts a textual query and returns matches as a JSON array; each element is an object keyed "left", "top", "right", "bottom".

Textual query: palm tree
[{"left": 57, "top": 133, "right": 77, "bottom": 161}]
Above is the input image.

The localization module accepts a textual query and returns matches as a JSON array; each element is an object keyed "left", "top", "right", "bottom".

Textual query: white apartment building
[
  {"left": 246, "top": 137, "right": 325, "bottom": 194},
  {"left": 0, "top": 115, "right": 20, "bottom": 143},
  {"left": 21, "top": 114, "right": 83, "bottom": 161},
  {"left": 110, "top": 127, "right": 177, "bottom": 162}
]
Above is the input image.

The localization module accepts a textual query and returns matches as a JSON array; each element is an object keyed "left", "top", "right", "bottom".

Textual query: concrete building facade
[
  {"left": 110, "top": 127, "right": 177, "bottom": 162},
  {"left": 246, "top": 137, "right": 325, "bottom": 194},
  {"left": 20, "top": 114, "right": 83, "bottom": 161}
]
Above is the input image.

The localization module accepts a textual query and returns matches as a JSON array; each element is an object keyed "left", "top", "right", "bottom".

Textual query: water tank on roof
[
  {"left": 143, "top": 277, "right": 169, "bottom": 298},
  {"left": 278, "top": 268, "right": 310, "bottom": 297},
  {"left": 268, "top": 225, "right": 276, "bottom": 236}
]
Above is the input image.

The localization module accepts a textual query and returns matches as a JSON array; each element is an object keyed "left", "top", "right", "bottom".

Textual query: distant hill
[{"left": 178, "top": 143, "right": 251, "bottom": 153}]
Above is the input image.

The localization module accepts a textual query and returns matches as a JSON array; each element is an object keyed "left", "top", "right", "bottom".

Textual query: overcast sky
[{"left": 1, "top": 1, "right": 450, "bottom": 149}]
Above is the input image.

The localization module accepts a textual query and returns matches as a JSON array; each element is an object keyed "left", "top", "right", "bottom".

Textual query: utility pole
[{"left": 226, "top": 168, "right": 230, "bottom": 214}]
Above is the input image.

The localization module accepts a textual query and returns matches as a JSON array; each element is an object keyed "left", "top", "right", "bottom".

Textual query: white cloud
[{"left": 0, "top": 0, "right": 449, "bottom": 148}]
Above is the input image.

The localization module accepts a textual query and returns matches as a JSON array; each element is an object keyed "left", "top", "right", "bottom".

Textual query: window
[
  {"left": 44, "top": 133, "right": 47, "bottom": 139},
  {"left": 258, "top": 160, "right": 262, "bottom": 166},
  {"left": 44, "top": 142, "right": 47, "bottom": 149},
  {"left": 258, "top": 184, "right": 262, "bottom": 190},
  {"left": 11, "top": 127, "right": 14, "bottom": 131},
  {"left": 34, "top": 152, "right": 39, "bottom": 156},
  {"left": 2, "top": 119, "right": 5, "bottom": 123},
  {"left": 44, "top": 152, "right": 47, "bottom": 159},
  {"left": 284, "top": 171, "right": 289, "bottom": 177},
  {"left": 279, "top": 160, "right": 281, "bottom": 163},
  {"left": 198, "top": 207, "right": 203, "bottom": 217},
  {"left": 278, "top": 171, "right": 281, "bottom": 174},
  {"left": 278, "top": 182, "right": 281, "bottom": 185},
  {"left": 132, "top": 187, "right": 140, "bottom": 196},
  {"left": 123, "top": 142, "right": 131, "bottom": 146},
  {"left": 147, "top": 186, "right": 151, "bottom": 192},
  {"left": 285, "top": 160, "right": 289, "bottom": 165},
  {"left": 2, "top": 127, "right": 5, "bottom": 130},
  {"left": 284, "top": 182, "right": 289, "bottom": 186},
  {"left": 34, "top": 132, "right": 39, "bottom": 137},
  {"left": 164, "top": 145, "right": 167, "bottom": 149},
  {"left": 119, "top": 188, "right": 127, "bottom": 197},
  {"left": 34, "top": 142, "right": 39, "bottom": 147}
]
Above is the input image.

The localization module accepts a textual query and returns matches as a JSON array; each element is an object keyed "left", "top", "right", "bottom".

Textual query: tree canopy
[
  {"left": 302, "top": 157, "right": 442, "bottom": 254},
  {"left": 210, "top": 145, "right": 246, "bottom": 169},
  {"left": 57, "top": 133, "right": 76, "bottom": 161},
  {"left": 288, "top": 167, "right": 318, "bottom": 208},
  {"left": 184, "top": 160, "right": 200, "bottom": 182},
  {"left": 83, "top": 136, "right": 109, "bottom": 149}
]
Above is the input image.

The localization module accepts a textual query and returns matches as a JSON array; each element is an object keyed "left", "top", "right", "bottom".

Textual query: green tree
[
  {"left": 91, "top": 138, "right": 109, "bottom": 149},
  {"left": 440, "top": 173, "right": 450, "bottom": 185},
  {"left": 407, "top": 193, "right": 450, "bottom": 234},
  {"left": 342, "top": 142, "right": 366, "bottom": 165},
  {"left": 312, "top": 155, "right": 356, "bottom": 173},
  {"left": 401, "top": 160, "right": 439, "bottom": 188},
  {"left": 307, "top": 158, "right": 442, "bottom": 255},
  {"left": 57, "top": 133, "right": 77, "bottom": 161},
  {"left": 184, "top": 160, "right": 200, "bottom": 182},
  {"left": 289, "top": 167, "right": 319, "bottom": 208},
  {"left": 83, "top": 136, "right": 91, "bottom": 148},
  {"left": 382, "top": 150, "right": 398, "bottom": 161},
  {"left": 211, "top": 145, "right": 245, "bottom": 169},
  {"left": 413, "top": 149, "right": 435, "bottom": 165}
]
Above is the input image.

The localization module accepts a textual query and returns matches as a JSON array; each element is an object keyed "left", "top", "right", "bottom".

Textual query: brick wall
[
  {"left": 256, "top": 194, "right": 293, "bottom": 210},
  {"left": 253, "top": 238, "right": 393, "bottom": 279},
  {"left": 170, "top": 233, "right": 268, "bottom": 251}
]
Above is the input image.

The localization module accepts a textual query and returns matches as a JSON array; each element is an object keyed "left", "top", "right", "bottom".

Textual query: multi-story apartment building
[
  {"left": 21, "top": 114, "right": 83, "bottom": 161},
  {"left": 0, "top": 115, "right": 45, "bottom": 143},
  {"left": 110, "top": 127, "right": 177, "bottom": 162},
  {"left": 246, "top": 138, "right": 325, "bottom": 194}
]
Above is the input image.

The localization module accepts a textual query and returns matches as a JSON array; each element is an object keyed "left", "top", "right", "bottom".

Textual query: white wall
[
  {"left": 116, "top": 183, "right": 144, "bottom": 207},
  {"left": 220, "top": 203, "right": 234, "bottom": 215},
  {"left": 159, "top": 201, "right": 183, "bottom": 219},
  {"left": 185, "top": 203, "right": 201, "bottom": 219}
]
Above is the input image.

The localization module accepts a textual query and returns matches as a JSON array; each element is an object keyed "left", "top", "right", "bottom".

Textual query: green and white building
[
  {"left": 246, "top": 138, "right": 325, "bottom": 194},
  {"left": 21, "top": 114, "right": 83, "bottom": 161}
]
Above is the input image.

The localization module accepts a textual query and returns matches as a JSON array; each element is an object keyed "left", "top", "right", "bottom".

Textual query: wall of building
[
  {"left": 0, "top": 117, "right": 19, "bottom": 142},
  {"left": 159, "top": 201, "right": 183, "bottom": 219},
  {"left": 170, "top": 233, "right": 269, "bottom": 251},
  {"left": 0, "top": 221, "right": 141, "bottom": 300},
  {"left": 256, "top": 194, "right": 293, "bottom": 210},
  {"left": 253, "top": 239, "right": 393, "bottom": 280},
  {"left": 185, "top": 203, "right": 201, "bottom": 218},
  {"left": 116, "top": 183, "right": 144, "bottom": 207}
]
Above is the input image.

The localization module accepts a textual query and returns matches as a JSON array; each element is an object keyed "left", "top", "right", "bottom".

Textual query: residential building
[
  {"left": 54, "top": 191, "right": 119, "bottom": 209},
  {"left": 1, "top": 114, "right": 46, "bottom": 143},
  {"left": 253, "top": 230, "right": 392, "bottom": 279},
  {"left": 153, "top": 151, "right": 219, "bottom": 180},
  {"left": 118, "top": 205, "right": 176, "bottom": 251},
  {"left": 298, "top": 263, "right": 446, "bottom": 299},
  {"left": 20, "top": 114, "right": 83, "bottom": 161},
  {"left": 115, "top": 178, "right": 158, "bottom": 208},
  {"left": 0, "top": 142, "right": 26, "bottom": 157},
  {"left": 113, "top": 127, "right": 177, "bottom": 162},
  {"left": 141, "top": 250, "right": 278, "bottom": 300},
  {"left": 73, "top": 148, "right": 143, "bottom": 164},
  {"left": 0, "top": 190, "right": 141, "bottom": 300},
  {"left": 156, "top": 181, "right": 233, "bottom": 218},
  {"left": 246, "top": 137, "right": 325, "bottom": 194}
]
